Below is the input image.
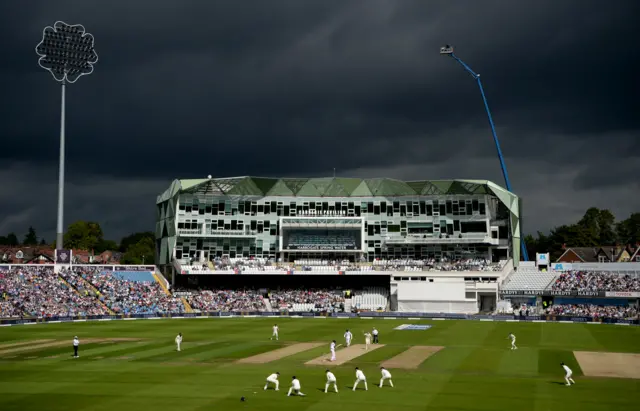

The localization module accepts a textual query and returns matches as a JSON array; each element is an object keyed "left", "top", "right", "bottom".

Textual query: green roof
[{"left": 157, "top": 176, "right": 517, "bottom": 203}]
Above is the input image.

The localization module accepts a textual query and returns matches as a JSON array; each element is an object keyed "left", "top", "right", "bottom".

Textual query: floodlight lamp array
[{"left": 35, "top": 21, "right": 98, "bottom": 83}]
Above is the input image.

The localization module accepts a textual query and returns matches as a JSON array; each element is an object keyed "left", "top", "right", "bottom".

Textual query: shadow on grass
[{"left": 548, "top": 381, "right": 566, "bottom": 386}]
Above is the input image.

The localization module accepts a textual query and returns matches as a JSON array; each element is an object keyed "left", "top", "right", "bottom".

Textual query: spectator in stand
[
  {"left": 185, "top": 289, "right": 265, "bottom": 312},
  {"left": 80, "top": 268, "right": 184, "bottom": 315},
  {"left": 546, "top": 303, "right": 637, "bottom": 319},
  {"left": 0, "top": 266, "right": 107, "bottom": 317},
  {"left": 551, "top": 271, "right": 640, "bottom": 292},
  {"left": 269, "top": 289, "right": 344, "bottom": 312}
]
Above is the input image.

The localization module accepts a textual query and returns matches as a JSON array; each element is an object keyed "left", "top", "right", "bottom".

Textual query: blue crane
[{"left": 440, "top": 45, "right": 530, "bottom": 261}]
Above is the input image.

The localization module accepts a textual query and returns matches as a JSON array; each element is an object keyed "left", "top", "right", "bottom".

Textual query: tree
[
  {"left": 23, "top": 226, "right": 38, "bottom": 245},
  {"left": 120, "top": 237, "right": 155, "bottom": 265},
  {"left": 616, "top": 212, "right": 640, "bottom": 244},
  {"left": 119, "top": 231, "right": 155, "bottom": 252},
  {"left": 4, "top": 233, "right": 19, "bottom": 246},
  {"left": 576, "top": 207, "right": 616, "bottom": 245},
  {"left": 524, "top": 208, "right": 639, "bottom": 260},
  {"left": 63, "top": 221, "right": 104, "bottom": 250},
  {"left": 39, "top": 238, "right": 47, "bottom": 246},
  {"left": 96, "top": 239, "right": 118, "bottom": 253}
]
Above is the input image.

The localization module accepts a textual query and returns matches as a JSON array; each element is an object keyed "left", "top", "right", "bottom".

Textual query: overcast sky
[{"left": 0, "top": 0, "right": 638, "bottom": 243}]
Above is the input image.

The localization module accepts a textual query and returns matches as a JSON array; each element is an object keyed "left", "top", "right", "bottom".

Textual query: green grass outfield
[{"left": 0, "top": 318, "right": 638, "bottom": 411}]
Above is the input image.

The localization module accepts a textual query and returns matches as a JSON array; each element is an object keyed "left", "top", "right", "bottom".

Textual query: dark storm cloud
[{"left": 0, "top": 0, "right": 638, "bottom": 241}]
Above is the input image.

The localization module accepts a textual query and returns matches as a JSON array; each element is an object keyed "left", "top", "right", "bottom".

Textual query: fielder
[
  {"left": 287, "top": 376, "right": 306, "bottom": 396},
  {"left": 353, "top": 367, "right": 368, "bottom": 391},
  {"left": 344, "top": 329, "right": 353, "bottom": 347},
  {"left": 363, "top": 332, "right": 372, "bottom": 350},
  {"left": 379, "top": 366, "right": 394, "bottom": 388},
  {"left": 271, "top": 324, "right": 279, "bottom": 341},
  {"left": 264, "top": 372, "right": 280, "bottom": 391},
  {"left": 507, "top": 333, "right": 517, "bottom": 350},
  {"left": 561, "top": 363, "right": 576, "bottom": 386},
  {"left": 175, "top": 333, "right": 183, "bottom": 352},
  {"left": 325, "top": 369, "right": 338, "bottom": 393}
]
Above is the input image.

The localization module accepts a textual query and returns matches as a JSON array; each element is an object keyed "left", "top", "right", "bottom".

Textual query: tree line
[
  {"left": 0, "top": 221, "right": 154, "bottom": 265},
  {"left": 525, "top": 208, "right": 640, "bottom": 260}
]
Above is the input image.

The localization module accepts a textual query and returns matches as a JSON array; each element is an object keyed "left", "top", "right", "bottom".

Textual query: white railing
[{"left": 384, "top": 233, "right": 493, "bottom": 244}]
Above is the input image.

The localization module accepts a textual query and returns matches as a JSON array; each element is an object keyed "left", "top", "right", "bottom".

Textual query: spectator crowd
[
  {"left": 0, "top": 266, "right": 107, "bottom": 317},
  {"left": 186, "top": 289, "right": 266, "bottom": 312},
  {"left": 269, "top": 289, "right": 345, "bottom": 312},
  {"left": 551, "top": 271, "right": 640, "bottom": 292},
  {"left": 373, "top": 257, "right": 501, "bottom": 272},
  {"left": 546, "top": 304, "right": 638, "bottom": 319},
  {"left": 80, "top": 268, "right": 184, "bottom": 315}
]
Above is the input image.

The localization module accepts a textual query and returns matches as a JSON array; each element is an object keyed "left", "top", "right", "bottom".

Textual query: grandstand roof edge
[{"left": 160, "top": 177, "right": 517, "bottom": 199}]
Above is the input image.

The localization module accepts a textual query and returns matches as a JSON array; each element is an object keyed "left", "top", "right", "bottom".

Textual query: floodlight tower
[
  {"left": 35, "top": 21, "right": 98, "bottom": 250},
  {"left": 440, "top": 45, "right": 529, "bottom": 261}
]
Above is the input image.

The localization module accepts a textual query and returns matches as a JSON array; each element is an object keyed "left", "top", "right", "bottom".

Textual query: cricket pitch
[
  {"left": 305, "top": 344, "right": 384, "bottom": 366},
  {"left": 381, "top": 345, "right": 443, "bottom": 369},
  {"left": 236, "top": 342, "right": 323, "bottom": 364},
  {"left": 574, "top": 351, "right": 640, "bottom": 379}
]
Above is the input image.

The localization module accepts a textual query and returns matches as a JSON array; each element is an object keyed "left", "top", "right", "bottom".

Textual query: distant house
[
  {"left": 556, "top": 244, "right": 639, "bottom": 263},
  {"left": 0, "top": 247, "right": 122, "bottom": 265},
  {"left": 0, "top": 247, "right": 55, "bottom": 264}
]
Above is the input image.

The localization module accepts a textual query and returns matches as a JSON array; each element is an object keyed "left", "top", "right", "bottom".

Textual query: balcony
[
  {"left": 383, "top": 233, "right": 498, "bottom": 245},
  {"left": 177, "top": 228, "right": 258, "bottom": 237}
]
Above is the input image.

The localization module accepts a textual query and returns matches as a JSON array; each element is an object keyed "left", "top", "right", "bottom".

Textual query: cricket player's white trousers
[
  {"left": 346, "top": 339, "right": 351, "bottom": 347},
  {"left": 331, "top": 350, "right": 336, "bottom": 361},
  {"left": 380, "top": 377, "right": 393, "bottom": 387},
  {"left": 325, "top": 381, "right": 338, "bottom": 393},
  {"left": 353, "top": 379, "right": 368, "bottom": 391},
  {"left": 565, "top": 373, "right": 575, "bottom": 385},
  {"left": 265, "top": 379, "right": 279, "bottom": 390},
  {"left": 287, "top": 388, "right": 305, "bottom": 396},
  {"left": 176, "top": 342, "right": 181, "bottom": 351}
]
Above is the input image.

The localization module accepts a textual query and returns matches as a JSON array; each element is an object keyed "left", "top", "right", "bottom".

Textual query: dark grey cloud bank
[{"left": 0, "top": 0, "right": 638, "bottom": 242}]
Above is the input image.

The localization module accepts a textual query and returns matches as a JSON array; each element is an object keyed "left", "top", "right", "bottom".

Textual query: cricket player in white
[
  {"left": 508, "top": 333, "right": 517, "bottom": 350},
  {"left": 73, "top": 336, "right": 79, "bottom": 358},
  {"left": 561, "top": 363, "right": 576, "bottom": 386},
  {"left": 330, "top": 340, "right": 337, "bottom": 361},
  {"left": 175, "top": 333, "right": 183, "bottom": 352},
  {"left": 363, "top": 332, "right": 372, "bottom": 350},
  {"left": 379, "top": 367, "right": 394, "bottom": 388},
  {"left": 287, "top": 376, "right": 305, "bottom": 396},
  {"left": 353, "top": 367, "right": 368, "bottom": 391},
  {"left": 271, "top": 324, "right": 279, "bottom": 341},
  {"left": 264, "top": 372, "right": 280, "bottom": 391},
  {"left": 325, "top": 369, "right": 338, "bottom": 393},
  {"left": 372, "top": 327, "right": 379, "bottom": 344},
  {"left": 344, "top": 329, "right": 353, "bottom": 347}
]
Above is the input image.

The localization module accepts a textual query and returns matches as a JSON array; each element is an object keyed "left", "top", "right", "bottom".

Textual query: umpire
[
  {"left": 372, "top": 327, "right": 379, "bottom": 344},
  {"left": 73, "top": 336, "right": 79, "bottom": 358}
]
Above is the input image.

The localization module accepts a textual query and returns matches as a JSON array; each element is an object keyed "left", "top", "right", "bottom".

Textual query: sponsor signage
[
  {"left": 288, "top": 245, "right": 356, "bottom": 250},
  {"left": 500, "top": 290, "right": 608, "bottom": 297},
  {"left": 536, "top": 253, "right": 550, "bottom": 266},
  {"left": 394, "top": 324, "right": 432, "bottom": 330},
  {"left": 55, "top": 249, "right": 71, "bottom": 264},
  {"left": 0, "top": 312, "right": 638, "bottom": 326},
  {"left": 605, "top": 291, "right": 640, "bottom": 298},
  {"left": 101, "top": 265, "right": 155, "bottom": 272}
]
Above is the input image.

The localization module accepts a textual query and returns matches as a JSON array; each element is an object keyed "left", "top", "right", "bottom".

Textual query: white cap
[{"left": 74, "top": 336, "right": 78, "bottom": 338}]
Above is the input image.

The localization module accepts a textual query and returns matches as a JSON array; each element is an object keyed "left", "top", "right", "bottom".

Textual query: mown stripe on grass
[{"left": 538, "top": 348, "right": 582, "bottom": 376}]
